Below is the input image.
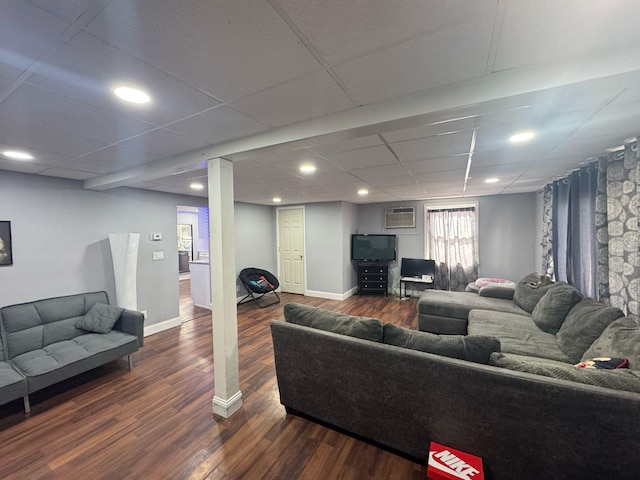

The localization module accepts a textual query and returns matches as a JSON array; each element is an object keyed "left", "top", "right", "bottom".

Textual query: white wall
[{"left": 0, "top": 171, "right": 277, "bottom": 327}]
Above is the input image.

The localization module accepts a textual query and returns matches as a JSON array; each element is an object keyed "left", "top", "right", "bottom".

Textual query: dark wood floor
[{"left": 0, "top": 281, "right": 425, "bottom": 479}]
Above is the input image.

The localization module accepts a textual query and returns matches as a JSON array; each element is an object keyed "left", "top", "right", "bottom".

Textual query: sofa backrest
[{"left": 0, "top": 291, "right": 109, "bottom": 359}]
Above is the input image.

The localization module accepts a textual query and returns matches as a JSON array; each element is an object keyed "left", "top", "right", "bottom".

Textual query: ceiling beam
[{"left": 84, "top": 46, "right": 640, "bottom": 191}]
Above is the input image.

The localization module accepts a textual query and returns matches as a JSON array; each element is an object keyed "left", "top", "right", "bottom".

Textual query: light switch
[
  {"left": 152, "top": 251, "right": 165, "bottom": 260},
  {"left": 151, "top": 233, "right": 162, "bottom": 241}
]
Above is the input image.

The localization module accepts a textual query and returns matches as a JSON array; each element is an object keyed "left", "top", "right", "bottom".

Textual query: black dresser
[{"left": 357, "top": 263, "right": 388, "bottom": 296}]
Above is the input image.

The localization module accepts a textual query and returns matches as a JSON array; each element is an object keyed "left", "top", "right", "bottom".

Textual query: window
[{"left": 425, "top": 204, "right": 479, "bottom": 291}]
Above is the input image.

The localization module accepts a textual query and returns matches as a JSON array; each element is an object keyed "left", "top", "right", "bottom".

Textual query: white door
[{"left": 278, "top": 207, "right": 305, "bottom": 295}]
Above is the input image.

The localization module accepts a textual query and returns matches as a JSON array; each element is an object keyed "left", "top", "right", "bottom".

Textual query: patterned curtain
[
  {"left": 541, "top": 184, "right": 554, "bottom": 277},
  {"left": 427, "top": 207, "right": 479, "bottom": 291},
  {"left": 595, "top": 141, "right": 640, "bottom": 320}
]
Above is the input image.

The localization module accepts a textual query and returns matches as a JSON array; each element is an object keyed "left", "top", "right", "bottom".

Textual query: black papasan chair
[{"left": 238, "top": 267, "right": 280, "bottom": 308}]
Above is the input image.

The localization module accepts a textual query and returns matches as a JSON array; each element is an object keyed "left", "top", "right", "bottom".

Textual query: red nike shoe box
[{"left": 427, "top": 442, "right": 484, "bottom": 480}]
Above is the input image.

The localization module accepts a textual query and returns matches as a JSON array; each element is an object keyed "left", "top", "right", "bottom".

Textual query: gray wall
[
  {"left": 305, "top": 202, "right": 344, "bottom": 294},
  {"left": 0, "top": 171, "right": 275, "bottom": 326},
  {"left": 356, "top": 193, "right": 540, "bottom": 290},
  {"left": 234, "top": 201, "right": 277, "bottom": 295},
  {"left": 342, "top": 202, "right": 358, "bottom": 292}
]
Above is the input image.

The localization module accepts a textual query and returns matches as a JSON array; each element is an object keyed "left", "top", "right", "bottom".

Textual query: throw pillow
[
  {"left": 581, "top": 317, "right": 640, "bottom": 369},
  {"left": 490, "top": 352, "right": 640, "bottom": 394},
  {"left": 283, "top": 303, "right": 383, "bottom": 342},
  {"left": 382, "top": 323, "right": 500, "bottom": 364},
  {"left": 556, "top": 298, "right": 625, "bottom": 364},
  {"left": 512, "top": 273, "right": 559, "bottom": 313},
  {"left": 76, "top": 302, "right": 124, "bottom": 334},
  {"left": 531, "top": 284, "right": 583, "bottom": 334},
  {"left": 475, "top": 277, "right": 516, "bottom": 288}
]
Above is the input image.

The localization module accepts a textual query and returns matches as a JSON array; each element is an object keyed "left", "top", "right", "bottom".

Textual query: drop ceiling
[{"left": 2, "top": 0, "right": 640, "bottom": 205}]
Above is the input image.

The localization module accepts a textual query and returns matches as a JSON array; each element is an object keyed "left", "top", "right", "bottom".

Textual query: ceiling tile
[
  {"left": 309, "top": 135, "right": 383, "bottom": 156},
  {"left": 0, "top": 0, "right": 69, "bottom": 79},
  {"left": 349, "top": 164, "right": 411, "bottom": 180},
  {"left": 568, "top": 102, "right": 640, "bottom": 140},
  {"left": 382, "top": 117, "right": 475, "bottom": 143},
  {"left": 494, "top": 1, "right": 640, "bottom": 72},
  {"left": 0, "top": 158, "right": 50, "bottom": 174},
  {"left": 333, "top": 14, "right": 494, "bottom": 104},
  {"left": 28, "top": 31, "right": 221, "bottom": 126},
  {"left": 232, "top": 71, "right": 354, "bottom": 127},
  {"left": 38, "top": 167, "right": 97, "bottom": 180},
  {"left": 0, "top": 84, "right": 155, "bottom": 143},
  {"left": 62, "top": 145, "right": 163, "bottom": 174},
  {"left": 234, "top": 165, "right": 299, "bottom": 182},
  {"left": 0, "top": 116, "right": 108, "bottom": 157},
  {"left": 391, "top": 131, "right": 473, "bottom": 162},
  {"left": 404, "top": 156, "right": 468, "bottom": 175},
  {"left": 323, "top": 145, "right": 397, "bottom": 170},
  {"left": 27, "top": 0, "right": 98, "bottom": 22},
  {"left": 167, "top": 106, "right": 268, "bottom": 145},
  {"left": 272, "top": 157, "right": 342, "bottom": 176},
  {"left": 366, "top": 175, "right": 418, "bottom": 188},
  {"left": 0, "top": 141, "right": 70, "bottom": 167},
  {"left": 118, "top": 129, "right": 208, "bottom": 157},
  {"left": 86, "top": 0, "right": 321, "bottom": 101},
  {"left": 276, "top": 0, "right": 497, "bottom": 65}
]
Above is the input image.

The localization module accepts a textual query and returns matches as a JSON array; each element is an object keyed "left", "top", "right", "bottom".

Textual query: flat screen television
[
  {"left": 351, "top": 234, "right": 396, "bottom": 262},
  {"left": 400, "top": 258, "right": 435, "bottom": 277}
]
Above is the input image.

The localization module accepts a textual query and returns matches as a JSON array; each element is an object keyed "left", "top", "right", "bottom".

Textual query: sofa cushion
[
  {"left": 11, "top": 331, "right": 136, "bottom": 377},
  {"left": 490, "top": 352, "right": 640, "bottom": 394},
  {"left": 383, "top": 323, "right": 499, "bottom": 364},
  {"left": 556, "top": 298, "right": 625, "bottom": 364},
  {"left": 581, "top": 317, "right": 640, "bottom": 369},
  {"left": 531, "top": 284, "right": 583, "bottom": 334},
  {"left": 512, "top": 273, "right": 558, "bottom": 313},
  {"left": 76, "top": 303, "right": 124, "bottom": 334},
  {"left": 418, "top": 290, "right": 527, "bottom": 320},
  {"left": 468, "top": 310, "right": 572, "bottom": 362},
  {"left": 283, "top": 303, "right": 383, "bottom": 342},
  {"left": 478, "top": 284, "right": 515, "bottom": 300}
]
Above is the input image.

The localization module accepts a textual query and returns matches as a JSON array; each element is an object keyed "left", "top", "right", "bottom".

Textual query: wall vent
[{"left": 384, "top": 206, "right": 416, "bottom": 228}]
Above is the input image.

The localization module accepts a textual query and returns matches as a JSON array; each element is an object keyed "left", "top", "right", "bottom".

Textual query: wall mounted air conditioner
[{"left": 384, "top": 206, "right": 416, "bottom": 228}]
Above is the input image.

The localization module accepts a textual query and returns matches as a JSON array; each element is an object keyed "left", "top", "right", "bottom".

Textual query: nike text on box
[{"left": 427, "top": 442, "right": 484, "bottom": 480}]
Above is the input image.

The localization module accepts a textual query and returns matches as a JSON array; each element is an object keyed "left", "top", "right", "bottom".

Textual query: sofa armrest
[{"left": 114, "top": 309, "right": 144, "bottom": 347}]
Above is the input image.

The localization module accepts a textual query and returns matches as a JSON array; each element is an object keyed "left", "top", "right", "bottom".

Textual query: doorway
[{"left": 277, "top": 206, "right": 305, "bottom": 295}]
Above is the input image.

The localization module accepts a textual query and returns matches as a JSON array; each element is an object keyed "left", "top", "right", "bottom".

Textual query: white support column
[{"left": 208, "top": 157, "right": 243, "bottom": 417}]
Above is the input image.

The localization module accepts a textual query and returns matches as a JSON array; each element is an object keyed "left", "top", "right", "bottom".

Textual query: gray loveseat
[
  {"left": 271, "top": 299, "right": 640, "bottom": 480},
  {"left": 0, "top": 291, "right": 144, "bottom": 413}
]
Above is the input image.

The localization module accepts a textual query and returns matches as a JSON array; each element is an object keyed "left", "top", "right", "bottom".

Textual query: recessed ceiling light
[
  {"left": 2, "top": 150, "right": 34, "bottom": 160},
  {"left": 113, "top": 86, "right": 151, "bottom": 104},
  {"left": 272, "top": 197, "right": 282, "bottom": 203},
  {"left": 485, "top": 178, "right": 500, "bottom": 183},
  {"left": 299, "top": 164, "right": 316, "bottom": 174},
  {"left": 190, "top": 182, "right": 204, "bottom": 190},
  {"left": 509, "top": 131, "right": 536, "bottom": 143},
  {"left": 357, "top": 188, "right": 369, "bottom": 196}
]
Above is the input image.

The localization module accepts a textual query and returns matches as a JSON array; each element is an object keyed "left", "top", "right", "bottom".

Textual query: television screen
[
  {"left": 351, "top": 234, "right": 396, "bottom": 261},
  {"left": 401, "top": 258, "right": 434, "bottom": 277}
]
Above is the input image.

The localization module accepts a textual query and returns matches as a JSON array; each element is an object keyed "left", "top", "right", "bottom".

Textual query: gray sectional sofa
[
  {"left": 0, "top": 291, "right": 144, "bottom": 413},
  {"left": 271, "top": 290, "right": 640, "bottom": 480}
]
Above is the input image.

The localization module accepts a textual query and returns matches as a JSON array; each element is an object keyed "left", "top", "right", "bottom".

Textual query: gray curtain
[
  {"left": 596, "top": 141, "right": 640, "bottom": 320},
  {"left": 541, "top": 184, "right": 554, "bottom": 277},
  {"left": 552, "top": 177, "right": 570, "bottom": 283},
  {"left": 567, "top": 164, "right": 598, "bottom": 298},
  {"left": 552, "top": 164, "right": 598, "bottom": 298}
]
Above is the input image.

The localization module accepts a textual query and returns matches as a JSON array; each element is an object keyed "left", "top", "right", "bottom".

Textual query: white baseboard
[
  {"left": 212, "top": 390, "right": 243, "bottom": 418},
  {"left": 305, "top": 286, "right": 357, "bottom": 301},
  {"left": 143, "top": 316, "right": 181, "bottom": 337}
]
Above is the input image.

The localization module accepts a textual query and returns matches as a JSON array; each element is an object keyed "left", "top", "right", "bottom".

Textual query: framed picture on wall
[{"left": 0, "top": 221, "right": 13, "bottom": 266}]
